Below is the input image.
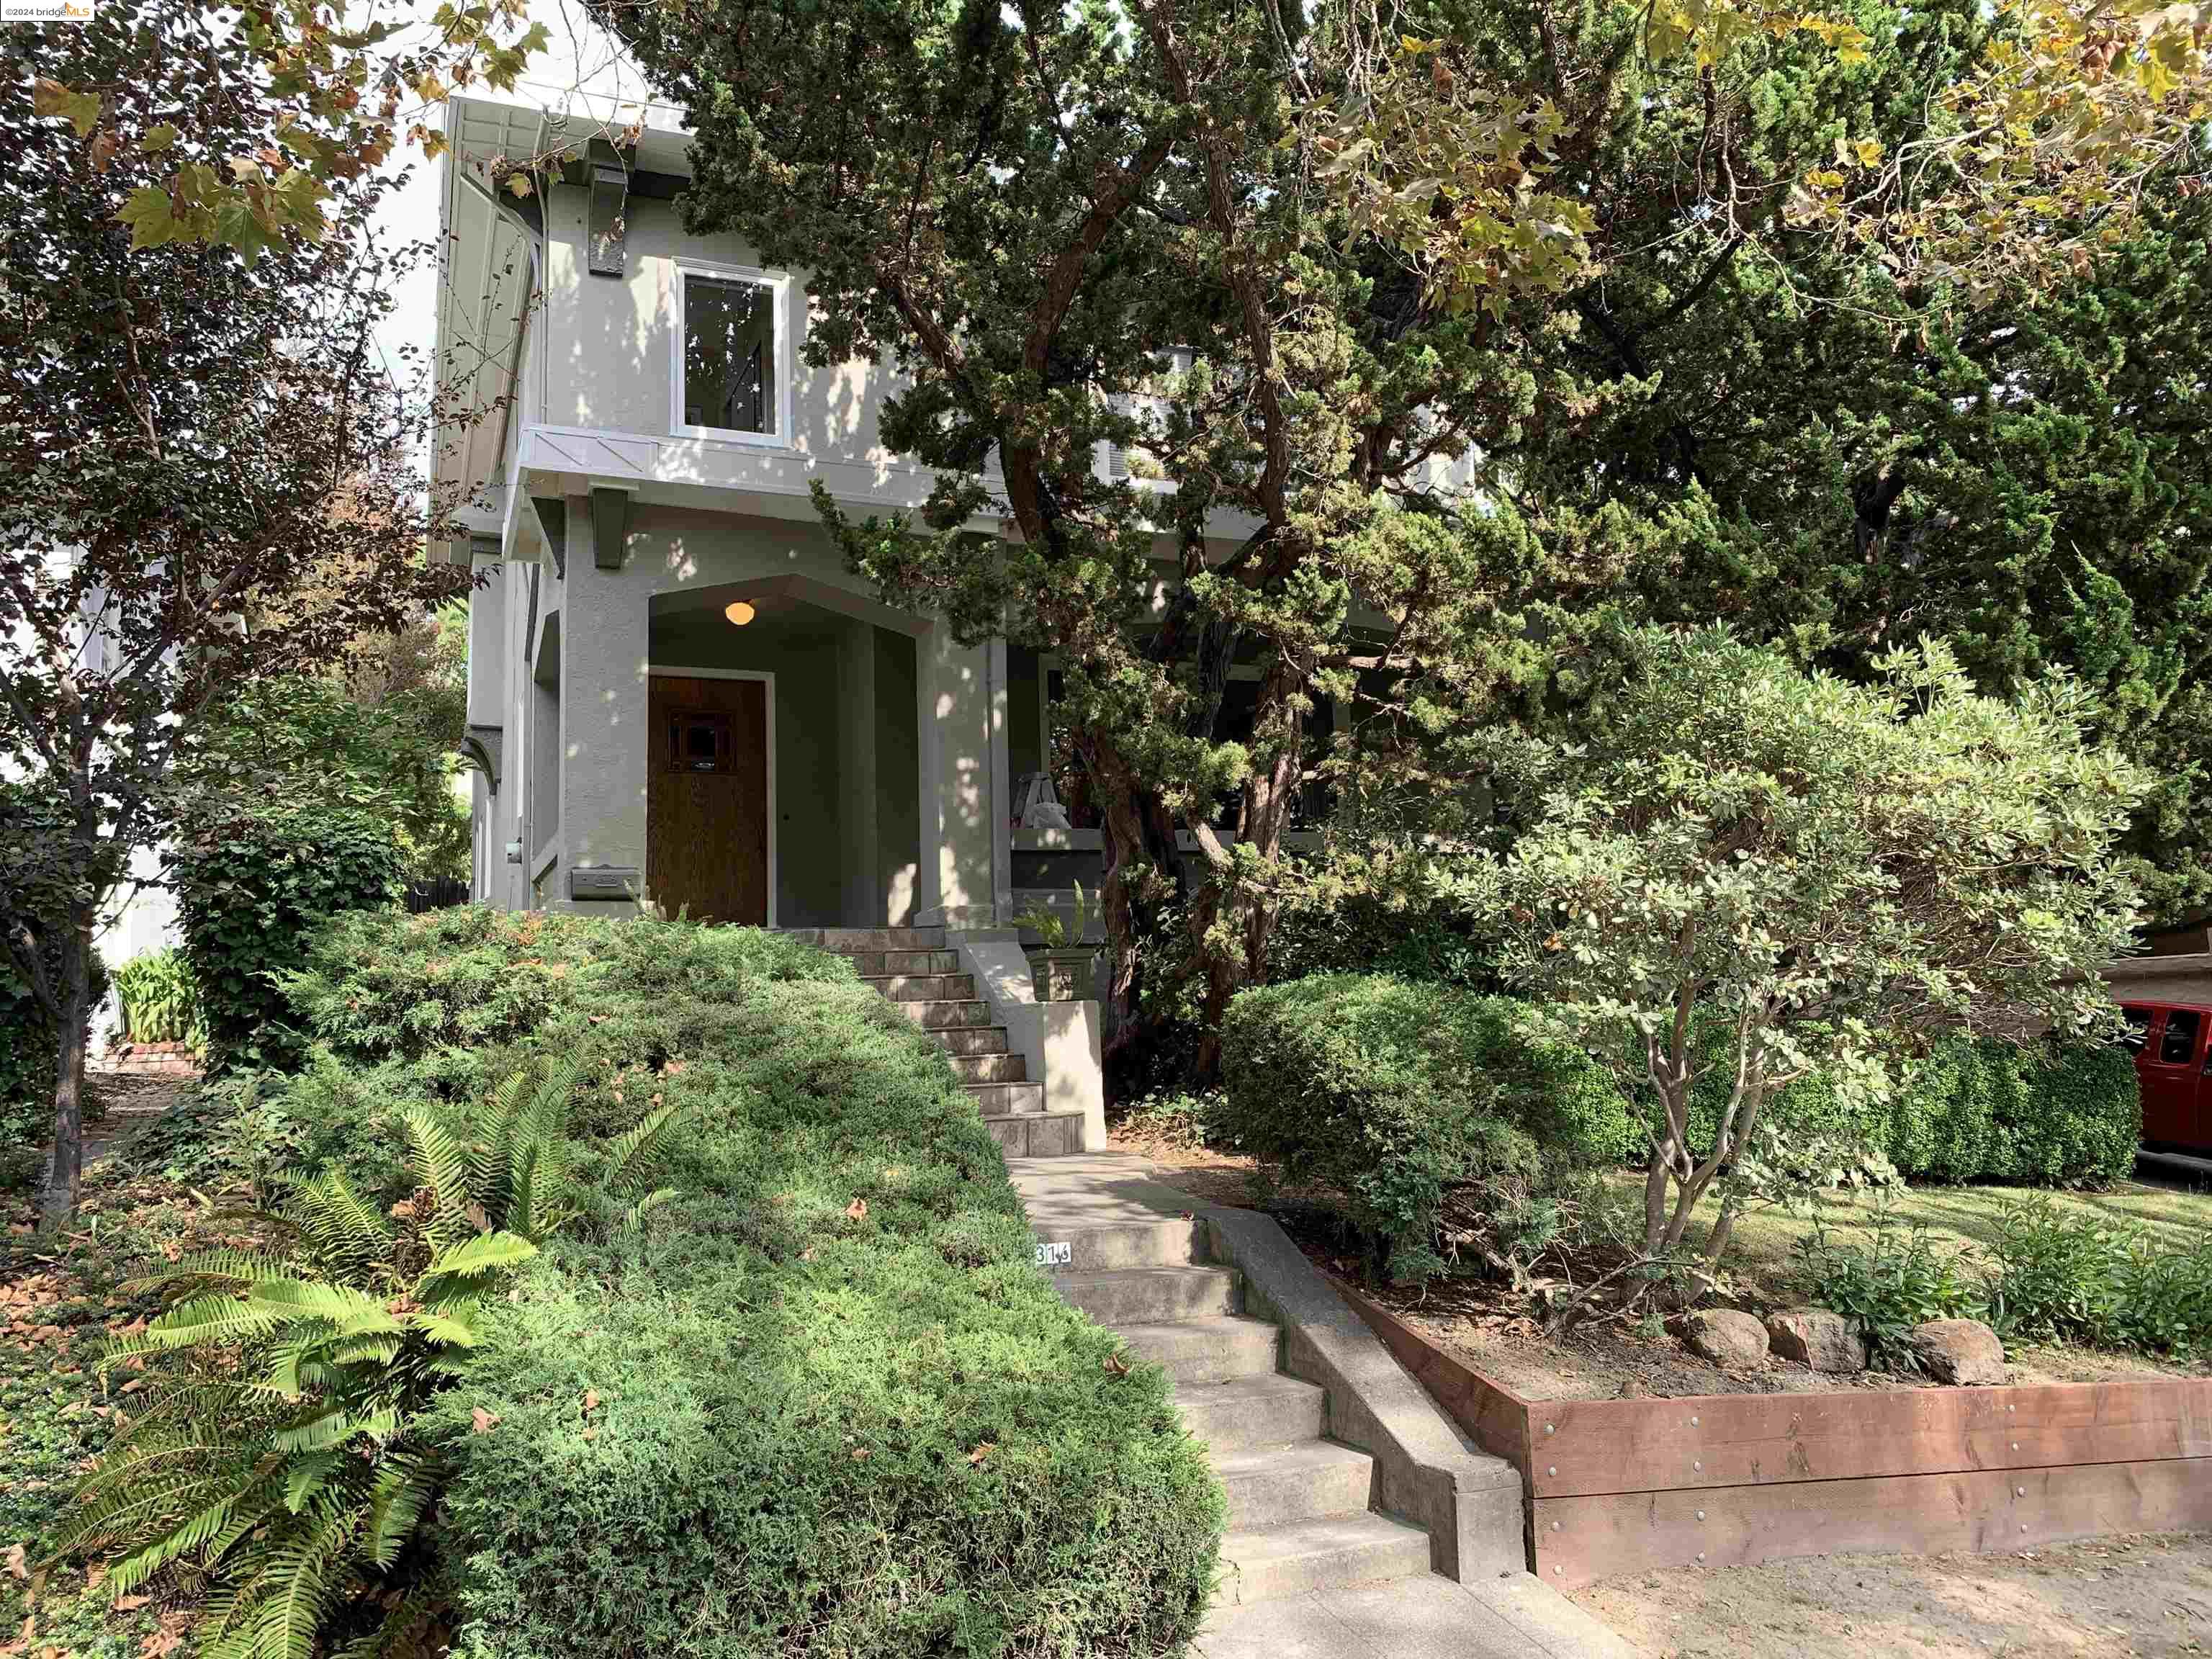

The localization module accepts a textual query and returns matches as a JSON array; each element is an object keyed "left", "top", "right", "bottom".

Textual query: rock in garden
[
  {"left": 1765, "top": 1308, "right": 1867, "bottom": 1373},
  {"left": 1907, "top": 1318, "right": 2006, "bottom": 1385},
  {"left": 1674, "top": 1308, "right": 1771, "bottom": 1370}
]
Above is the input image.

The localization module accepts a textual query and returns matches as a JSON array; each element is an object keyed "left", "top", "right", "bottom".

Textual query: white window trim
[
  {"left": 645, "top": 665, "right": 779, "bottom": 927},
  {"left": 669, "top": 259, "right": 795, "bottom": 449}
]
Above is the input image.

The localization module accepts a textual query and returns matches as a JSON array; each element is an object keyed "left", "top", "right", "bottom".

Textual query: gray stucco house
[{"left": 437, "top": 94, "right": 1030, "bottom": 932}]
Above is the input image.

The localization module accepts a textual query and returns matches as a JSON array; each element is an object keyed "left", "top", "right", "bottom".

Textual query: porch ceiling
[{"left": 648, "top": 573, "right": 931, "bottom": 638}]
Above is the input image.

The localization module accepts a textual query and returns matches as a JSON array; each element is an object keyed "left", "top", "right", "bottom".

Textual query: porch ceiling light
[{"left": 724, "top": 601, "right": 757, "bottom": 626}]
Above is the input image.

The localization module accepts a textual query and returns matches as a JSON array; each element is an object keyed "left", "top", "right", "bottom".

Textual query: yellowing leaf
[
  {"left": 140, "top": 125, "right": 179, "bottom": 154},
  {"left": 32, "top": 78, "right": 102, "bottom": 137},
  {"left": 117, "top": 186, "right": 178, "bottom": 251}
]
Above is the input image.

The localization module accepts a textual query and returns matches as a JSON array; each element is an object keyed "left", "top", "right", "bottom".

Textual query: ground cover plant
[
  {"left": 65, "top": 907, "right": 1222, "bottom": 1659},
  {"left": 1, "top": 1164, "right": 252, "bottom": 1659}
]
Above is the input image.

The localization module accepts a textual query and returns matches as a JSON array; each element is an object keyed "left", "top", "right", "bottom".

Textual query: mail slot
[{"left": 568, "top": 866, "right": 641, "bottom": 902}]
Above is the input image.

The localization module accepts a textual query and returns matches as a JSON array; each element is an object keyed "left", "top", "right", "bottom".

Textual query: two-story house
[{"left": 439, "top": 92, "right": 1148, "bottom": 937}]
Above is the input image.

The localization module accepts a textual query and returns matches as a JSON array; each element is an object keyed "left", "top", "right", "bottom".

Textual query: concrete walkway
[
  {"left": 1008, "top": 1151, "right": 1638, "bottom": 1658},
  {"left": 1200, "top": 1571, "right": 1638, "bottom": 1658}
]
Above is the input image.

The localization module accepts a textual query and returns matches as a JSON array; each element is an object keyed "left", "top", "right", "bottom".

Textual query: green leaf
[
  {"left": 118, "top": 185, "right": 178, "bottom": 250},
  {"left": 423, "top": 1229, "right": 536, "bottom": 1281},
  {"left": 141, "top": 123, "right": 180, "bottom": 153}
]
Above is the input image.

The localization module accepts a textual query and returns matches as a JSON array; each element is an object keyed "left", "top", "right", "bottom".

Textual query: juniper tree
[{"left": 599, "top": 0, "right": 2208, "bottom": 1079}]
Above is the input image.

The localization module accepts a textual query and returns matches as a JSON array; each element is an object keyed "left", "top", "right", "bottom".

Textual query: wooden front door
[{"left": 647, "top": 674, "right": 769, "bottom": 925}]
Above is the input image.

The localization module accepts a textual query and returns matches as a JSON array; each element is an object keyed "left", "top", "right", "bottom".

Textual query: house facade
[{"left": 438, "top": 96, "right": 1014, "bottom": 930}]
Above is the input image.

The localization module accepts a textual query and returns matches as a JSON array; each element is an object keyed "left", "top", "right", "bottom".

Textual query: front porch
[{"left": 472, "top": 499, "right": 1020, "bottom": 932}]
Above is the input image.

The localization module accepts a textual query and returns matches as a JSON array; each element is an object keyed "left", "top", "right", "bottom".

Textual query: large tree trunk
[
  {"left": 1187, "top": 652, "right": 1308, "bottom": 1081},
  {"left": 1079, "top": 730, "right": 1184, "bottom": 1095},
  {"left": 40, "top": 914, "right": 91, "bottom": 1228}
]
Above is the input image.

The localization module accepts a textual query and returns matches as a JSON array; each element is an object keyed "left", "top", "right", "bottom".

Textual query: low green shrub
[
  {"left": 1987, "top": 1197, "right": 2212, "bottom": 1357},
  {"left": 1794, "top": 1203, "right": 1985, "bottom": 1370},
  {"left": 1114, "top": 1087, "right": 1221, "bottom": 1150},
  {"left": 170, "top": 803, "right": 405, "bottom": 1072},
  {"left": 1218, "top": 974, "right": 1639, "bottom": 1281},
  {"left": 112, "top": 947, "right": 207, "bottom": 1049},
  {"left": 1684, "top": 1032, "right": 2138, "bottom": 1192},
  {"left": 62, "top": 1087, "right": 554, "bottom": 1659},
  {"left": 1266, "top": 894, "right": 1503, "bottom": 990},
  {"left": 251, "top": 906, "right": 1222, "bottom": 1658}
]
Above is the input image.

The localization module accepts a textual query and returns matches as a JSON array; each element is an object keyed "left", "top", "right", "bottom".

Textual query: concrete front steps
[
  {"left": 781, "top": 927, "right": 1086, "bottom": 1157},
  {"left": 1022, "top": 1180, "right": 1431, "bottom": 1608},
  {"left": 1011, "top": 1154, "right": 1639, "bottom": 1659}
]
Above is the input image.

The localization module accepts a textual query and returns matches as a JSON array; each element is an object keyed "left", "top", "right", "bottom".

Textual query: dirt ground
[
  {"left": 1569, "top": 1531, "right": 2212, "bottom": 1658},
  {"left": 81, "top": 1069, "right": 195, "bottom": 1165},
  {"left": 1118, "top": 1133, "right": 2209, "bottom": 1400}
]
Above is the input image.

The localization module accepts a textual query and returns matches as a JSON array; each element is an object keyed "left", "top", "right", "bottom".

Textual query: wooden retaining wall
[{"left": 1344, "top": 1287, "right": 2212, "bottom": 1586}]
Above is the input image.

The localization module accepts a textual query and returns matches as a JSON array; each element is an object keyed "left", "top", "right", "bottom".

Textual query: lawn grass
[{"left": 1648, "top": 1169, "right": 2212, "bottom": 1303}]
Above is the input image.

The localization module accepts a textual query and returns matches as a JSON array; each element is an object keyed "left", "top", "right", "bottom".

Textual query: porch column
[
  {"left": 915, "top": 622, "right": 1008, "bottom": 929},
  {"left": 837, "top": 616, "right": 882, "bottom": 926},
  {"left": 557, "top": 491, "right": 650, "bottom": 909}
]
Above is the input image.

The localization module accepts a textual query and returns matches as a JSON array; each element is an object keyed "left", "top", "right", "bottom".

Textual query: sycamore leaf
[
  {"left": 140, "top": 124, "right": 179, "bottom": 153},
  {"left": 32, "top": 78, "right": 102, "bottom": 137}
]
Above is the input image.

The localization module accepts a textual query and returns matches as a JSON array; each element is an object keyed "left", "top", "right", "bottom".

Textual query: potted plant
[{"left": 1013, "top": 883, "right": 1098, "bottom": 1002}]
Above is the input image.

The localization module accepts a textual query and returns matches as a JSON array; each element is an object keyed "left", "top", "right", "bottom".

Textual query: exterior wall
[
  {"left": 538, "top": 193, "right": 896, "bottom": 475},
  {"left": 2107, "top": 954, "right": 2212, "bottom": 1009},
  {"left": 874, "top": 629, "right": 920, "bottom": 925}
]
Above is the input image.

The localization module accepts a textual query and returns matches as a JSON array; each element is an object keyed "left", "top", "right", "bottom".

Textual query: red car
[{"left": 2121, "top": 1002, "right": 2212, "bottom": 1153}]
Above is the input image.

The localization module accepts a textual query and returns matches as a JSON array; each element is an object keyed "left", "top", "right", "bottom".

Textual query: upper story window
[{"left": 672, "top": 262, "right": 791, "bottom": 444}]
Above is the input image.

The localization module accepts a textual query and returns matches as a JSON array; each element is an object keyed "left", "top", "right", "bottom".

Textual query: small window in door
[
  {"left": 666, "top": 709, "right": 733, "bottom": 774},
  {"left": 2159, "top": 1007, "right": 2200, "bottom": 1066},
  {"left": 2121, "top": 1006, "right": 2152, "bottom": 1051}
]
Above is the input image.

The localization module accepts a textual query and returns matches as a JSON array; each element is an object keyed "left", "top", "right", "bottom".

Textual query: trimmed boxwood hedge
[
  {"left": 1217, "top": 974, "right": 1639, "bottom": 1280},
  {"left": 269, "top": 906, "right": 1222, "bottom": 1658},
  {"left": 1686, "top": 1031, "right": 2141, "bottom": 1189}
]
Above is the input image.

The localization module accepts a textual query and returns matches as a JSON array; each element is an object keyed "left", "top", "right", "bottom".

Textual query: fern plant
[{"left": 53, "top": 1060, "right": 688, "bottom": 1658}]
